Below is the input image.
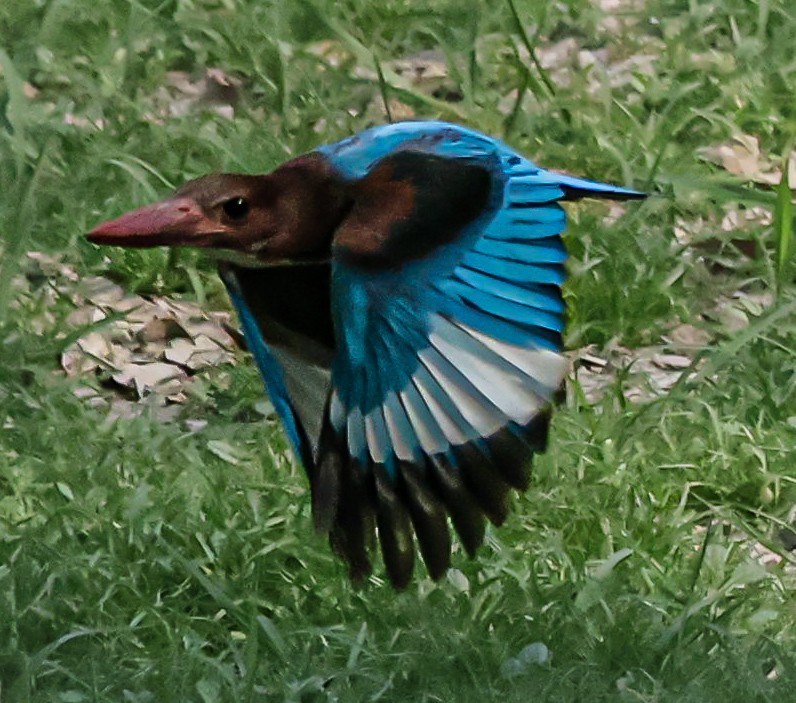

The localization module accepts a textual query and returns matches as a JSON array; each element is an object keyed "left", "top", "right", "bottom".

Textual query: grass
[{"left": 1, "top": 0, "right": 795, "bottom": 701}]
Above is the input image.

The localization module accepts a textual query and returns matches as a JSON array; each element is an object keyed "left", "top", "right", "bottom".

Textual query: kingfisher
[{"left": 88, "top": 121, "right": 645, "bottom": 588}]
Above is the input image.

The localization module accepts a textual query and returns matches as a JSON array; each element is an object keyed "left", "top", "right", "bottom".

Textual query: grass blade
[{"left": 774, "top": 156, "right": 794, "bottom": 296}]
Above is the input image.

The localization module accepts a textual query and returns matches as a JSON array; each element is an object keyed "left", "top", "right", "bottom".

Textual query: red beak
[{"left": 87, "top": 197, "right": 221, "bottom": 248}]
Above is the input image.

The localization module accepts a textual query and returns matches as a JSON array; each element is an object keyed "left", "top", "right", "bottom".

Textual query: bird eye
[{"left": 223, "top": 197, "right": 250, "bottom": 220}]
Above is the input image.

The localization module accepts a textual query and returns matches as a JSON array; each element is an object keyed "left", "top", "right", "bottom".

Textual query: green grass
[{"left": 1, "top": 0, "right": 795, "bottom": 701}]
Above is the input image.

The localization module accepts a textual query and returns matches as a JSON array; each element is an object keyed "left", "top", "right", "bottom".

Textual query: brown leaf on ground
[
  {"left": 164, "top": 335, "right": 230, "bottom": 371},
  {"left": 665, "top": 323, "right": 713, "bottom": 350},
  {"left": 705, "top": 298, "right": 750, "bottom": 332},
  {"left": 570, "top": 337, "right": 705, "bottom": 403},
  {"left": 27, "top": 251, "right": 80, "bottom": 282},
  {"left": 699, "top": 134, "right": 796, "bottom": 187},
  {"left": 673, "top": 207, "right": 772, "bottom": 275},
  {"left": 704, "top": 291, "right": 775, "bottom": 334},
  {"left": 137, "top": 317, "right": 189, "bottom": 344},
  {"left": 112, "top": 361, "right": 186, "bottom": 399},
  {"left": 81, "top": 276, "right": 127, "bottom": 307},
  {"left": 536, "top": 38, "right": 579, "bottom": 71},
  {"left": 597, "top": 0, "right": 646, "bottom": 33},
  {"left": 390, "top": 50, "right": 448, "bottom": 87},
  {"left": 149, "top": 68, "right": 241, "bottom": 120},
  {"left": 652, "top": 353, "right": 692, "bottom": 370},
  {"left": 305, "top": 39, "right": 351, "bottom": 69},
  {"left": 51, "top": 264, "right": 239, "bottom": 416}
]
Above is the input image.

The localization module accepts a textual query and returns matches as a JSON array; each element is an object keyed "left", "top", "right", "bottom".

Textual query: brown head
[{"left": 87, "top": 154, "right": 350, "bottom": 263}]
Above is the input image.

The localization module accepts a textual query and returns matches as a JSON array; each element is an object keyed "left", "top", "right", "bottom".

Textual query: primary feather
[{"left": 87, "top": 120, "right": 645, "bottom": 588}]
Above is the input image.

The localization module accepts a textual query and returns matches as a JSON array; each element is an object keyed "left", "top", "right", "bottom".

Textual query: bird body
[{"left": 89, "top": 121, "right": 645, "bottom": 588}]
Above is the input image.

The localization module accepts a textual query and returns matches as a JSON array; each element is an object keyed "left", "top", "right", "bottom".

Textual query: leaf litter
[{"left": 19, "top": 253, "right": 237, "bottom": 422}]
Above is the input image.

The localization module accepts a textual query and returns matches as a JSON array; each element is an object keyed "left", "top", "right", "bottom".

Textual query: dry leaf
[
  {"left": 706, "top": 298, "right": 750, "bottom": 332},
  {"left": 112, "top": 362, "right": 186, "bottom": 398},
  {"left": 390, "top": 50, "right": 448, "bottom": 85},
  {"left": 699, "top": 134, "right": 796, "bottom": 186},
  {"left": 151, "top": 68, "right": 241, "bottom": 120},
  {"left": 27, "top": 251, "right": 79, "bottom": 281},
  {"left": 652, "top": 353, "right": 692, "bottom": 370},
  {"left": 138, "top": 317, "right": 188, "bottom": 343},
  {"left": 66, "top": 305, "right": 106, "bottom": 328},
  {"left": 749, "top": 542, "right": 783, "bottom": 569},
  {"left": 604, "top": 53, "right": 658, "bottom": 89},
  {"left": 666, "top": 323, "right": 713, "bottom": 349},
  {"left": 733, "top": 290, "right": 774, "bottom": 314},
  {"left": 105, "top": 398, "right": 183, "bottom": 423},
  {"left": 185, "top": 419, "right": 208, "bottom": 432},
  {"left": 305, "top": 39, "right": 351, "bottom": 69},
  {"left": 163, "top": 338, "right": 195, "bottom": 367},
  {"left": 81, "top": 277, "right": 126, "bottom": 307},
  {"left": 67, "top": 332, "right": 113, "bottom": 372},
  {"left": 577, "top": 48, "right": 610, "bottom": 69},
  {"left": 56, "top": 271, "right": 242, "bottom": 418},
  {"left": 570, "top": 340, "right": 702, "bottom": 404},
  {"left": 115, "top": 294, "right": 153, "bottom": 316}
]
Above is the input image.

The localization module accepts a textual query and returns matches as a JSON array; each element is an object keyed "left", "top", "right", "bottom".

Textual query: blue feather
[
  {"left": 461, "top": 251, "right": 566, "bottom": 286},
  {"left": 450, "top": 268, "right": 565, "bottom": 313},
  {"left": 472, "top": 236, "right": 568, "bottom": 264},
  {"left": 434, "top": 297, "right": 560, "bottom": 351},
  {"left": 484, "top": 205, "right": 566, "bottom": 240},
  {"left": 438, "top": 278, "right": 565, "bottom": 332},
  {"left": 549, "top": 171, "right": 645, "bottom": 198}
]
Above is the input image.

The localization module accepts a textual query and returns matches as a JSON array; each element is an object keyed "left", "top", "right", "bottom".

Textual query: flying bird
[{"left": 88, "top": 121, "right": 645, "bottom": 588}]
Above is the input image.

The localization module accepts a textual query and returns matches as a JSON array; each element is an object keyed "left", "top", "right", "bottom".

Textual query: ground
[{"left": 0, "top": 0, "right": 794, "bottom": 701}]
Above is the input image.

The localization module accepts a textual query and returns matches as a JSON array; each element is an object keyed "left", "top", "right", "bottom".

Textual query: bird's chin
[
  {"left": 202, "top": 248, "right": 271, "bottom": 268},
  {"left": 204, "top": 249, "right": 331, "bottom": 268}
]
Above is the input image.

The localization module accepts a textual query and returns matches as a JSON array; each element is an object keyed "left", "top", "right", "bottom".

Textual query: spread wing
[{"left": 314, "top": 134, "right": 644, "bottom": 588}]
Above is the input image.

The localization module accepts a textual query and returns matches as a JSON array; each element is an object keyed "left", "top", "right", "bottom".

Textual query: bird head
[{"left": 88, "top": 154, "right": 347, "bottom": 263}]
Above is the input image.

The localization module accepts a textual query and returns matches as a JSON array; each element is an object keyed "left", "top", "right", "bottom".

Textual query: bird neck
[{"left": 257, "top": 153, "right": 352, "bottom": 265}]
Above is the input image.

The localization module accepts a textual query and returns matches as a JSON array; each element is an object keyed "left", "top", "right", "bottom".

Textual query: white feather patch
[
  {"left": 398, "top": 383, "right": 449, "bottom": 455},
  {"left": 382, "top": 391, "right": 419, "bottom": 462},
  {"left": 346, "top": 406, "right": 366, "bottom": 461},
  {"left": 456, "top": 322, "right": 570, "bottom": 394},
  {"left": 417, "top": 346, "right": 506, "bottom": 437},
  {"left": 410, "top": 365, "right": 472, "bottom": 445},
  {"left": 364, "top": 408, "right": 389, "bottom": 464},
  {"left": 427, "top": 315, "right": 544, "bottom": 425},
  {"left": 329, "top": 389, "right": 345, "bottom": 432}
]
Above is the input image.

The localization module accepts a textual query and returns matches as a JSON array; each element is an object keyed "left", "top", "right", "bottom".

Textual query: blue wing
[{"left": 313, "top": 122, "right": 644, "bottom": 586}]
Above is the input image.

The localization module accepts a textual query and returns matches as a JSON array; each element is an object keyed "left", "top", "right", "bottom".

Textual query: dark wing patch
[
  {"left": 228, "top": 262, "right": 335, "bottom": 354},
  {"left": 313, "top": 413, "right": 555, "bottom": 585},
  {"left": 334, "top": 151, "right": 493, "bottom": 268},
  {"left": 397, "top": 462, "right": 451, "bottom": 580},
  {"left": 222, "top": 262, "right": 336, "bottom": 468}
]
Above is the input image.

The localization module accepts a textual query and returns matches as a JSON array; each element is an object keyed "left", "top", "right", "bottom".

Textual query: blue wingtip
[{"left": 549, "top": 171, "right": 646, "bottom": 200}]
